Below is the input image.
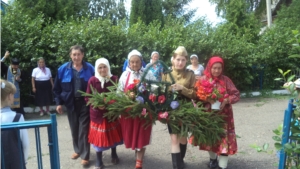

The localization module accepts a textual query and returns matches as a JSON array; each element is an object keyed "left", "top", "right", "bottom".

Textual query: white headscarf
[
  {"left": 126, "top": 49, "right": 144, "bottom": 75},
  {"left": 150, "top": 51, "right": 159, "bottom": 64},
  {"left": 127, "top": 49, "right": 142, "bottom": 60},
  {"left": 295, "top": 78, "right": 300, "bottom": 88},
  {"left": 95, "top": 58, "right": 113, "bottom": 89},
  {"left": 151, "top": 51, "right": 159, "bottom": 58}
]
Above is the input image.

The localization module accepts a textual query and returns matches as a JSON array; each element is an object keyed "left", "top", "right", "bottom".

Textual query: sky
[
  {"left": 189, "top": 0, "right": 222, "bottom": 24},
  {"left": 124, "top": 0, "right": 222, "bottom": 24},
  {"left": 2, "top": 0, "right": 222, "bottom": 24}
]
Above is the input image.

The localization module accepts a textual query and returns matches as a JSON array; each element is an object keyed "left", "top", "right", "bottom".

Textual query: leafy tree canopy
[
  {"left": 130, "top": 0, "right": 163, "bottom": 25},
  {"left": 162, "top": 0, "right": 196, "bottom": 23},
  {"left": 89, "top": 0, "right": 126, "bottom": 24},
  {"left": 209, "top": 0, "right": 271, "bottom": 18},
  {"left": 13, "top": 0, "right": 90, "bottom": 20}
]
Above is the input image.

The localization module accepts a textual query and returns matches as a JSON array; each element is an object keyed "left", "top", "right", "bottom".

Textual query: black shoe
[
  {"left": 218, "top": 167, "right": 226, "bottom": 169},
  {"left": 171, "top": 153, "right": 183, "bottom": 169},
  {"left": 207, "top": 158, "right": 218, "bottom": 169},
  {"left": 111, "top": 157, "right": 119, "bottom": 164}
]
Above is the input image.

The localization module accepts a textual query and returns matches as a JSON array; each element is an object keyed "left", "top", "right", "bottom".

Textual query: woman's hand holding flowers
[
  {"left": 207, "top": 98, "right": 215, "bottom": 104},
  {"left": 220, "top": 98, "right": 229, "bottom": 110},
  {"left": 171, "top": 84, "right": 184, "bottom": 91},
  {"left": 129, "top": 92, "right": 136, "bottom": 99}
]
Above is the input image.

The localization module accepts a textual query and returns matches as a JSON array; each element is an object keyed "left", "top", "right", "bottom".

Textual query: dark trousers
[{"left": 67, "top": 98, "right": 90, "bottom": 160}]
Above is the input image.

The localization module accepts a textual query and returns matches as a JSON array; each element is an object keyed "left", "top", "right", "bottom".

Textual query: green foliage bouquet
[{"left": 80, "top": 61, "right": 225, "bottom": 145}]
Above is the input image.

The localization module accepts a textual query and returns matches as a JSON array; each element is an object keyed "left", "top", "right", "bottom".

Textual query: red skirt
[
  {"left": 88, "top": 119, "right": 123, "bottom": 148},
  {"left": 189, "top": 129, "right": 237, "bottom": 155},
  {"left": 120, "top": 115, "right": 152, "bottom": 150}
]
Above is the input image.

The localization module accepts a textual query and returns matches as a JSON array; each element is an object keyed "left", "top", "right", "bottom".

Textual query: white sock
[
  {"left": 218, "top": 155, "right": 228, "bottom": 168},
  {"left": 208, "top": 151, "right": 217, "bottom": 159}
]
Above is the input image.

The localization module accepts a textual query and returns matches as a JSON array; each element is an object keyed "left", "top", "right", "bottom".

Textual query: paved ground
[{"left": 24, "top": 97, "right": 288, "bottom": 169}]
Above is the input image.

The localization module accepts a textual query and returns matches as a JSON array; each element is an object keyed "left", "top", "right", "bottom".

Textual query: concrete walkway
[{"left": 24, "top": 97, "right": 287, "bottom": 169}]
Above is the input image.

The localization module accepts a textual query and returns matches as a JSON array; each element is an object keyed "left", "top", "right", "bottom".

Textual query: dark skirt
[{"left": 35, "top": 80, "right": 52, "bottom": 106}]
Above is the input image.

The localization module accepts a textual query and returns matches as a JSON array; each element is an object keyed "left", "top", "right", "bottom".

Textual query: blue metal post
[
  {"left": 35, "top": 127, "right": 43, "bottom": 169},
  {"left": 48, "top": 114, "right": 60, "bottom": 169},
  {"left": 278, "top": 99, "right": 294, "bottom": 169},
  {"left": 1, "top": 116, "right": 60, "bottom": 169}
]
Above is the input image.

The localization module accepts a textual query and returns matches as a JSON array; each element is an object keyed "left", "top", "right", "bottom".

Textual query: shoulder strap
[
  {"left": 125, "top": 72, "right": 131, "bottom": 88},
  {"left": 123, "top": 72, "right": 131, "bottom": 93},
  {"left": 12, "top": 113, "right": 21, "bottom": 122}
]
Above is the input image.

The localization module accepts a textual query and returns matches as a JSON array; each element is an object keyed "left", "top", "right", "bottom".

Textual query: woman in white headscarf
[
  {"left": 118, "top": 49, "right": 153, "bottom": 169},
  {"left": 146, "top": 51, "right": 164, "bottom": 81},
  {"left": 187, "top": 54, "right": 204, "bottom": 80},
  {"left": 85, "top": 58, "right": 123, "bottom": 169}
]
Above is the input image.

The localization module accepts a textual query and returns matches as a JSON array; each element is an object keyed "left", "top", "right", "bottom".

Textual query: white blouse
[
  {"left": 32, "top": 67, "right": 52, "bottom": 81},
  {"left": 187, "top": 64, "right": 204, "bottom": 76},
  {"left": 118, "top": 67, "right": 156, "bottom": 92},
  {"left": 0, "top": 107, "right": 29, "bottom": 162}
]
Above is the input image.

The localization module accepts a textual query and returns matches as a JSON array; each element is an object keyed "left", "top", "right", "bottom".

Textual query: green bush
[{"left": 1, "top": 0, "right": 300, "bottom": 106}]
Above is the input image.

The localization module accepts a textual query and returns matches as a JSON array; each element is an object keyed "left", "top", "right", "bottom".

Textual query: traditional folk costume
[
  {"left": 85, "top": 58, "right": 123, "bottom": 168},
  {"left": 189, "top": 56, "right": 240, "bottom": 169},
  {"left": 119, "top": 68, "right": 153, "bottom": 150},
  {"left": 119, "top": 50, "right": 154, "bottom": 169}
]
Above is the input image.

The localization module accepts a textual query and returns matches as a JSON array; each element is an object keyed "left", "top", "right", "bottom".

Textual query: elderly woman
[
  {"left": 85, "top": 58, "right": 123, "bottom": 169},
  {"left": 31, "top": 57, "right": 54, "bottom": 116},
  {"left": 191, "top": 56, "right": 240, "bottom": 169},
  {"left": 162, "top": 46, "right": 196, "bottom": 169},
  {"left": 118, "top": 50, "right": 153, "bottom": 169},
  {"left": 146, "top": 51, "right": 164, "bottom": 81},
  {"left": 187, "top": 54, "right": 204, "bottom": 80}
]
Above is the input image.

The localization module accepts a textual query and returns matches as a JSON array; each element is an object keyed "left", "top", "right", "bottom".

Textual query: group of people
[
  {"left": 1, "top": 45, "right": 240, "bottom": 169},
  {"left": 1, "top": 51, "right": 54, "bottom": 116}
]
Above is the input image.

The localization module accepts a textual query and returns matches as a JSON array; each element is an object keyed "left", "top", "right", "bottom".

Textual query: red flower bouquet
[
  {"left": 195, "top": 78, "right": 228, "bottom": 102},
  {"left": 126, "top": 79, "right": 140, "bottom": 99}
]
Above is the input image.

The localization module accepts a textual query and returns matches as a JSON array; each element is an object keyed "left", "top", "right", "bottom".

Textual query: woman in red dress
[
  {"left": 85, "top": 58, "right": 123, "bottom": 169},
  {"left": 118, "top": 50, "right": 153, "bottom": 169},
  {"left": 190, "top": 56, "right": 240, "bottom": 169}
]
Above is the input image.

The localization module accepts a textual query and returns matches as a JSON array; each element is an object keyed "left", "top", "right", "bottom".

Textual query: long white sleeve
[{"left": 1, "top": 56, "right": 6, "bottom": 62}]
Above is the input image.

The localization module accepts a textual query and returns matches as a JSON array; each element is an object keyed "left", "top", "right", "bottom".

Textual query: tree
[
  {"left": 162, "top": 0, "right": 196, "bottom": 23},
  {"left": 89, "top": 0, "right": 126, "bottom": 24},
  {"left": 130, "top": 0, "right": 163, "bottom": 25},
  {"left": 12, "top": 0, "right": 90, "bottom": 21},
  {"left": 208, "top": 0, "right": 292, "bottom": 18}
]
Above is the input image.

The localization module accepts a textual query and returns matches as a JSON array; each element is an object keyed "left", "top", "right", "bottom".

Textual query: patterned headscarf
[{"left": 95, "top": 58, "right": 113, "bottom": 89}]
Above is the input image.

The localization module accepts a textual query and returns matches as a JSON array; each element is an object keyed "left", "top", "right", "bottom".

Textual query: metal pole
[{"left": 266, "top": 0, "right": 272, "bottom": 27}]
